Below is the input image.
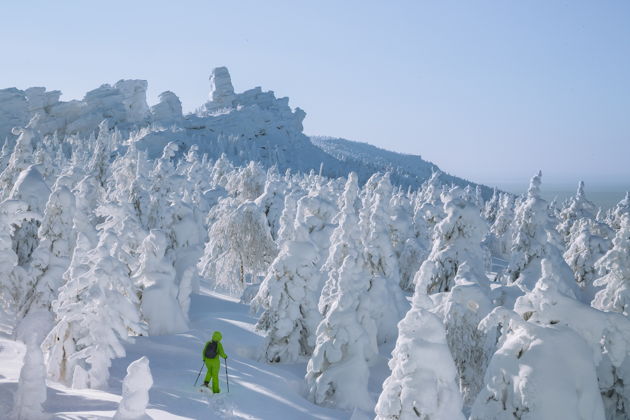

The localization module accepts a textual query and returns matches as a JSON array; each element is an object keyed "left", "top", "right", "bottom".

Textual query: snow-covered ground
[{"left": 0, "top": 285, "right": 396, "bottom": 419}]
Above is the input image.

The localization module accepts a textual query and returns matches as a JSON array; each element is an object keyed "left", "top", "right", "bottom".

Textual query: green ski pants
[{"left": 203, "top": 358, "right": 221, "bottom": 393}]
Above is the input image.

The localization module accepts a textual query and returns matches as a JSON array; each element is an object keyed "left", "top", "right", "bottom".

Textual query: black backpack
[{"left": 204, "top": 341, "right": 218, "bottom": 359}]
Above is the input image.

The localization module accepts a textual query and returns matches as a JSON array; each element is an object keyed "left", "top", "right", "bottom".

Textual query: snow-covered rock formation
[{"left": 0, "top": 67, "right": 493, "bottom": 194}]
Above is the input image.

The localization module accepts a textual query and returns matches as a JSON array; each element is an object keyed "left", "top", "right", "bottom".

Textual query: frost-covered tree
[
  {"left": 433, "top": 264, "right": 496, "bottom": 408},
  {"left": 199, "top": 201, "right": 277, "bottom": 294},
  {"left": 557, "top": 181, "right": 598, "bottom": 246},
  {"left": 135, "top": 230, "right": 187, "bottom": 335},
  {"left": 363, "top": 174, "right": 407, "bottom": 342},
  {"left": 306, "top": 173, "right": 378, "bottom": 411},
  {"left": 226, "top": 160, "right": 266, "bottom": 201},
  {"left": 254, "top": 192, "right": 333, "bottom": 363},
  {"left": 0, "top": 200, "right": 37, "bottom": 315},
  {"left": 607, "top": 192, "right": 630, "bottom": 231},
  {"left": 487, "top": 193, "right": 515, "bottom": 258},
  {"left": 413, "top": 171, "right": 445, "bottom": 240},
  {"left": 471, "top": 306, "right": 605, "bottom": 420},
  {"left": 9, "top": 165, "right": 50, "bottom": 266},
  {"left": 95, "top": 201, "right": 146, "bottom": 276},
  {"left": 503, "top": 171, "right": 579, "bottom": 296},
  {"left": 514, "top": 259, "right": 630, "bottom": 420},
  {"left": 20, "top": 185, "right": 76, "bottom": 320},
  {"left": 419, "top": 186, "right": 489, "bottom": 294},
  {"left": 375, "top": 260, "right": 465, "bottom": 420},
  {"left": 483, "top": 188, "right": 500, "bottom": 224},
  {"left": 563, "top": 217, "right": 612, "bottom": 291},
  {"left": 11, "top": 334, "right": 48, "bottom": 420},
  {"left": 0, "top": 119, "right": 37, "bottom": 200},
  {"left": 146, "top": 142, "right": 178, "bottom": 231},
  {"left": 44, "top": 232, "right": 144, "bottom": 389},
  {"left": 114, "top": 356, "right": 153, "bottom": 420},
  {"left": 254, "top": 169, "right": 286, "bottom": 240},
  {"left": 390, "top": 189, "right": 427, "bottom": 291},
  {"left": 72, "top": 175, "right": 102, "bottom": 248},
  {"left": 592, "top": 215, "right": 630, "bottom": 316}
]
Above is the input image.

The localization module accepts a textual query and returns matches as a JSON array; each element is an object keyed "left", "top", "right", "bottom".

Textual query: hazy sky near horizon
[{"left": 1, "top": 1, "right": 629, "bottom": 187}]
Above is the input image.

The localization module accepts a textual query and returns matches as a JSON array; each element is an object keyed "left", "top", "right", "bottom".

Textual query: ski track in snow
[{"left": 0, "top": 286, "right": 363, "bottom": 419}]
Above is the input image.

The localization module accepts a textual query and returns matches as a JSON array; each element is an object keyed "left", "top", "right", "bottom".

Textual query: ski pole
[
  {"left": 194, "top": 362, "right": 204, "bottom": 387},
  {"left": 224, "top": 358, "right": 230, "bottom": 393}
]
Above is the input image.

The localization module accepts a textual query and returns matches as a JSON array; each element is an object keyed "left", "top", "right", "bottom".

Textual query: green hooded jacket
[{"left": 203, "top": 331, "right": 227, "bottom": 360}]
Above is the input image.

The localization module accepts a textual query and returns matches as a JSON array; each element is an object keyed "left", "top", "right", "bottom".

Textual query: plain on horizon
[{"left": 0, "top": 0, "right": 629, "bottom": 187}]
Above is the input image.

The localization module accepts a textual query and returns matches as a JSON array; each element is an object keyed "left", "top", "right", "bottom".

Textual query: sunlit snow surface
[{"left": 0, "top": 285, "right": 381, "bottom": 419}]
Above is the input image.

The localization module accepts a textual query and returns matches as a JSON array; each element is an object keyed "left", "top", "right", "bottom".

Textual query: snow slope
[
  {"left": 310, "top": 136, "right": 492, "bottom": 197},
  {"left": 0, "top": 284, "right": 394, "bottom": 419}
]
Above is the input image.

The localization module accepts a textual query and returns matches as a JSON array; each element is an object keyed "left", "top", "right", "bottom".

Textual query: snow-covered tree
[
  {"left": 503, "top": 171, "right": 579, "bottom": 296},
  {"left": 413, "top": 171, "right": 445, "bottom": 240},
  {"left": 44, "top": 232, "right": 144, "bottom": 389},
  {"left": 254, "top": 191, "right": 333, "bottom": 363},
  {"left": 390, "top": 189, "right": 427, "bottom": 291},
  {"left": 306, "top": 173, "right": 378, "bottom": 411},
  {"left": 471, "top": 306, "right": 605, "bottom": 420},
  {"left": 0, "top": 200, "right": 37, "bottom": 315},
  {"left": 254, "top": 168, "right": 286, "bottom": 239},
  {"left": 487, "top": 193, "right": 515, "bottom": 258},
  {"left": 9, "top": 165, "right": 50, "bottom": 266},
  {"left": 592, "top": 215, "right": 630, "bottom": 315},
  {"left": 375, "top": 260, "right": 465, "bottom": 420},
  {"left": 433, "top": 264, "right": 496, "bottom": 408},
  {"left": 557, "top": 181, "right": 598, "bottom": 246},
  {"left": 20, "top": 185, "right": 76, "bottom": 320},
  {"left": 607, "top": 192, "right": 630, "bottom": 231},
  {"left": 11, "top": 334, "right": 48, "bottom": 420},
  {"left": 514, "top": 259, "right": 630, "bottom": 420},
  {"left": 419, "top": 186, "right": 489, "bottom": 294},
  {"left": 482, "top": 188, "right": 500, "bottom": 224},
  {"left": 563, "top": 217, "right": 612, "bottom": 291},
  {"left": 0, "top": 119, "right": 37, "bottom": 200},
  {"left": 135, "top": 230, "right": 187, "bottom": 335},
  {"left": 362, "top": 174, "right": 407, "bottom": 343},
  {"left": 199, "top": 201, "right": 277, "bottom": 294},
  {"left": 146, "top": 142, "right": 178, "bottom": 231},
  {"left": 114, "top": 356, "right": 153, "bottom": 420},
  {"left": 226, "top": 160, "right": 266, "bottom": 201}
]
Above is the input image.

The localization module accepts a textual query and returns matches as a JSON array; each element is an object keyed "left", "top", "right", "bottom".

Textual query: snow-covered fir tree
[
  {"left": 433, "top": 264, "right": 496, "bottom": 409},
  {"left": 375, "top": 260, "right": 465, "bottom": 420},
  {"left": 44, "top": 231, "right": 145, "bottom": 389},
  {"left": 418, "top": 186, "right": 489, "bottom": 294},
  {"left": 471, "top": 305, "right": 605, "bottom": 420},
  {"left": 503, "top": 171, "right": 579, "bottom": 296},
  {"left": 487, "top": 193, "right": 515, "bottom": 259},
  {"left": 592, "top": 215, "right": 630, "bottom": 315},
  {"left": 607, "top": 191, "right": 630, "bottom": 231},
  {"left": 514, "top": 259, "right": 630, "bottom": 420},
  {"left": 563, "top": 217, "right": 612, "bottom": 292},
  {"left": 0, "top": 199, "right": 37, "bottom": 315},
  {"left": 135, "top": 229, "right": 187, "bottom": 335},
  {"left": 305, "top": 173, "right": 378, "bottom": 411},
  {"left": 20, "top": 184, "right": 76, "bottom": 321},
  {"left": 0, "top": 119, "right": 37, "bottom": 200},
  {"left": 556, "top": 180, "right": 598, "bottom": 246},
  {"left": 362, "top": 173, "right": 407, "bottom": 343}
]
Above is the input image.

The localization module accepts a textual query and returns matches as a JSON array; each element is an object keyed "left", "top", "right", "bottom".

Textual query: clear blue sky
[{"left": 1, "top": 1, "right": 629, "bottom": 188}]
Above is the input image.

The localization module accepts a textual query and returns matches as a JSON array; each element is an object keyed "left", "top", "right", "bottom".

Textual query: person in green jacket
[{"left": 202, "top": 331, "right": 228, "bottom": 393}]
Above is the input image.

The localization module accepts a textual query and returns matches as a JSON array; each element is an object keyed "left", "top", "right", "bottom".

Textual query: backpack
[{"left": 204, "top": 341, "right": 218, "bottom": 359}]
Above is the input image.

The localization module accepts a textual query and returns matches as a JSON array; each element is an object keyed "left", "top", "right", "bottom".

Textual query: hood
[{"left": 212, "top": 331, "right": 222, "bottom": 342}]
